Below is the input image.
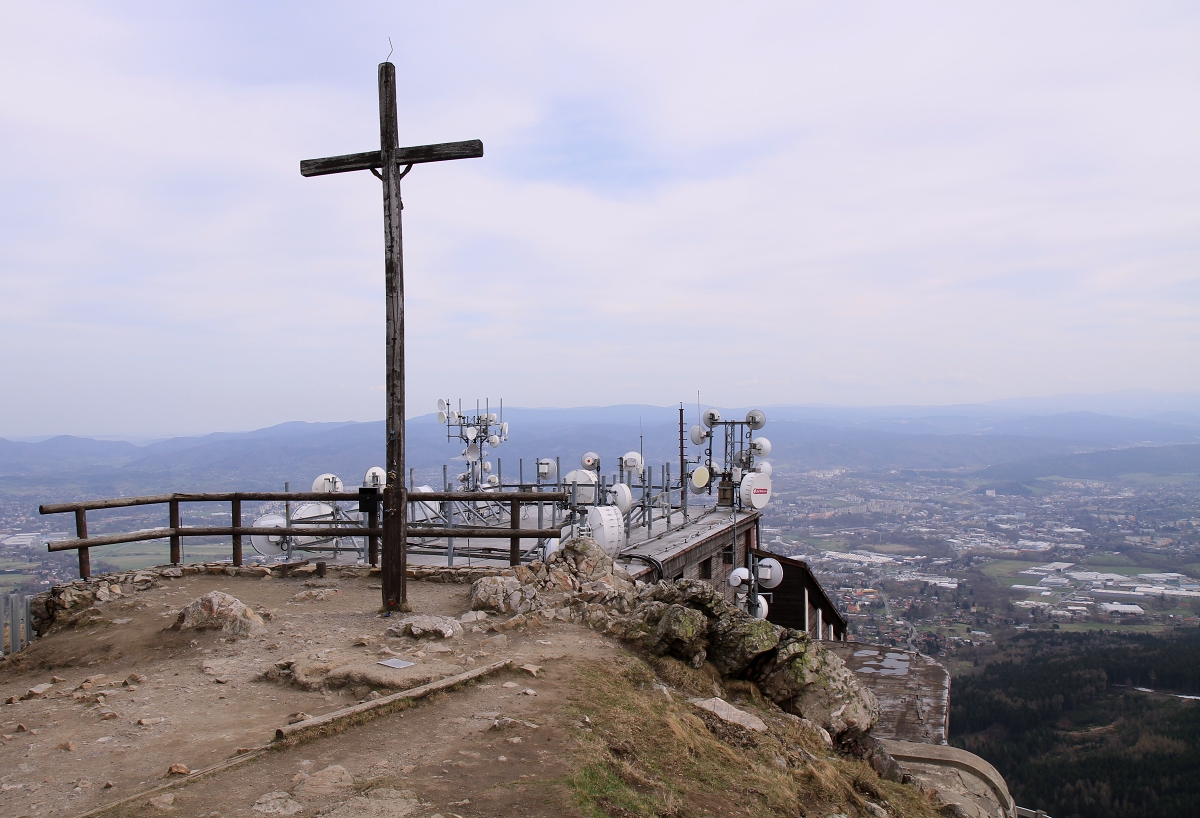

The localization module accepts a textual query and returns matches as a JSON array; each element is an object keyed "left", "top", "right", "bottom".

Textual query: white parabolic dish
[
  {"left": 609, "top": 482, "right": 633, "bottom": 513},
  {"left": 740, "top": 473, "right": 773, "bottom": 509},
  {"left": 250, "top": 513, "right": 287, "bottom": 556},
  {"left": 587, "top": 506, "right": 626, "bottom": 556},
  {"left": 563, "top": 469, "right": 598, "bottom": 504}
]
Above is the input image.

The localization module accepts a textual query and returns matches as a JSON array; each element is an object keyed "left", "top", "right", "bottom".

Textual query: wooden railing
[{"left": 40, "top": 489, "right": 567, "bottom": 578}]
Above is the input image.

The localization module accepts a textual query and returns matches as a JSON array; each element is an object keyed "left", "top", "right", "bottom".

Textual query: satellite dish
[
  {"left": 750, "top": 436, "right": 772, "bottom": 458},
  {"left": 745, "top": 409, "right": 767, "bottom": 430},
  {"left": 740, "top": 472, "right": 773, "bottom": 509},
  {"left": 487, "top": 474, "right": 500, "bottom": 486},
  {"left": 690, "top": 465, "right": 711, "bottom": 492},
  {"left": 488, "top": 413, "right": 498, "bottom": 423},
  {"left": 609, "top": 482, "right": 633, "bottom": 513},
  {"left": 702, "top": 408, "right": 722, "bottom": 428},
  {"left": 363, "top": 466, "right": 386, "bottom": 488},
  {"left": 482, "top": 461, "right": 493, "bottom": 474},
  {"left": 292, "top": 502, "right": 335, "bottom": 546},
  {"left": 450, "top": 410, "right": 460, "bottom": 423},
  {"left": 465, "top": 426, "right": 478, "bottom": 441},
  {"left": 690, "top": 424, "right": 710, "bottom": 446},
  {"left": 438, "top": 399, "right": 447, "bottom": 412},
  {"left": 749, "top": 595, "right": 769, "bottom": 620},
  {"left": 757, "top": 461, "right": 773, "bottom": 477},
  {"left": 488, "top": 434, "right": 501, "bottom": 448},
  {"left": 250, "top": 513, "right": 287, "bottom": 556},
  {"left": 536, "top": 458, "right": 557, "bottom": 480},
  {"left": 501, "top": 422, "right": 509, "bottom": 436},
  {"left": 587, "top": 506, "right": 626, "bottom": 556},
  {"left": 581, "top": 452, "right": 600, "bottom": 470},
  {"left": 437, "top": 411, "right": 448, "bottom": 424},
  {"left": 563, "top": 469, "right": 598, "bottom": 504},
  {"left": 757, "top": 557, "right": 784, "bottom": 589},
  {"left": 311, "top": 473, "right": 343, "bottom": 493},
  {"left": 621, "top": 451, "right": 644, "bottom": 475},
  {"left": 464, "top": 443, "right": 481, "bottom": 462},
  {"left": 728, "top": 566, "right": 751, "bottom": 588}
]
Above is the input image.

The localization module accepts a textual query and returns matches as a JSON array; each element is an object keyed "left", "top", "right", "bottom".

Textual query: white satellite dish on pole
[
  {"left": 749, "top": 595, "right": 769, "bottom": 619},
  {"left": 563, "top": 469, "right": 598, "bottom": 504},
  {"left": 250, "top": 513, "right": 287, "bottom": 556},
  {"left": 690, "top": 465, "right": 711, "bottom": 493},
  {"left": 745, "top": 409, "right": 767, "bottom": 430},
  {"left": 464, "top": 443, "right": 481, "bottom": 462},
  {"left": 363, "top": 466, "right": 386, "bottom": 488},
  {"left": 465, "top": 426, "right": 478, "bottom": 441},
  {"left": 756, "top": 461, "right": 773, "bottom": 477},
  {"left": 312, "top": 473, "right": 343, "bottom": 493},
  {"left": 488, "top": 434, "right": 501, "bottom": 448},
  {"left": 689, "top": 424, "right": 710, "bottom": 445},
  {"left": 437, "top": 411, "right": 448, "bottom": 424},
  {"left": 536, "top": 458, "right": 557, "bottom": 480},
  {"left": 438, "top": 398, "right": 447, "bottom": 412},
  {"left": 609, "top": 482, "right": 633, "bottom": 513},
  {"left": 621, "top": 451, "right": 644, "bottom": 475},
  {"left": 740, "top": 472, "right": 773, "bottom": 509},
  {"left": 749, "top": 437, "right": 772, "bottom": 458},
  {"left": 702, "top": 408, "right": 722, "bottom": 428},
  {"left": 757, "top": 557, "right": 783, "bottom": 589},
  {"left": 581, "top": 452, "right": 600, "bottom": 470},
  {"left": 587, "top": 506, "right": 626, "bottom": 556}
]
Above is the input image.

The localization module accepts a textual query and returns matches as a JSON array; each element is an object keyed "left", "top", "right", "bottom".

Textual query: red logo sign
[{"left": 753, "top": 488, "right": 768, "bottom": 495}]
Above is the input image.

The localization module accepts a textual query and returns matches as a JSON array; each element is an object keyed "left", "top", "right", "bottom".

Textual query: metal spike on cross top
[{"left": 300, "top": 62, "right": 483, "bottom": 612}]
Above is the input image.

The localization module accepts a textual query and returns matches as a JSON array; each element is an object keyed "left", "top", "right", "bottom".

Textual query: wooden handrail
[{"left": 40, "top": 489, "right": 568, "bottom": 514}]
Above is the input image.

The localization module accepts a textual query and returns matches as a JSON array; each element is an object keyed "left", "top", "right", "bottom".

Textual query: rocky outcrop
[
  {"left": 467, "top": 537, "right": 879, "bottom": 745},
  {"left": 385, "top": 615, "right": 462, "bottom": 640},
  {"left": 173, "top": 591, "right": 266, "bottom": 636}
]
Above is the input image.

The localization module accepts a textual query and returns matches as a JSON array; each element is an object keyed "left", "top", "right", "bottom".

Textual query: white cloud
[{"left": 0, "top": 1, "right": 1196, "bottom": 435}]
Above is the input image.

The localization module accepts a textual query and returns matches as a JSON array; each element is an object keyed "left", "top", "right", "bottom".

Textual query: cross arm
[{"left": 300, "top": 139, "right": 484, "bottom": 177}]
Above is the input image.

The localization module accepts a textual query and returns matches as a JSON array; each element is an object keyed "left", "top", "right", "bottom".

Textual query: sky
[{"left": 1, "top": 1, "right": 1198, "bottom": 437}]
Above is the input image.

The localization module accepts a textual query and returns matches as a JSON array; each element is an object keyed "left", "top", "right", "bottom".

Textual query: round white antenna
[
  {"left": 465, "top": 426, "right": 478, "bottom": 441},
  {"left": 488, "top": 412, "right": 498, "bottom": 423},
  {"left": 363, "top": 466, "right": 386, "bottom": 488},
  {"left": 689, "top": 424, "right": 710, "bottom": 446},
  {"left": 587, "top": 506, "right": 627, "bottom": 556},
  {"left": 536, "top": 458, "right": 557, "bottom": 480},
  {"left": 250, "top": 513, "right": 287, "bottom": 556},
  {"left": 438, "top": 398, "right": 447, "bottom": 412},
  {"left": 437, "top": 411, "right": 448, "bottom": 424},
  {"left": 581, "top": 452, "right": 600, "bottom": 470},
  {"left": 745, "top": 409, "right": 767, "bottom": 430},
  {"left": 609, "top": 482, "right": 633, "bottom": 513},
  {"left": 756, "top": 461, "right": 773, "bottom": 477},
  {"left": 487, "top": 474, "right": 500, "bottom": 487},
  {"left": 757, "top": 557, "right": 784, "bottom": 589},
  {"left": 621, "top": 451, "right": 644, "bottom": 475},
  {"left": 501, "top": 422, "right": 509, "bottom": 436},
  {"left": 690, "top": 465, "right": 711, "bottom": 492},
  {"left": 728, "top": 566, "right": 751, "bottom": 588},
  {"left": 488, "top": 434, "right": 501, "bottom": 448},
  {"left": 749, "top": 595, "right": 769, "bottom": 620},
  {"left": 482, "top": 461, "right": 493, "bottom": 474},
  {"left": 749, "top": 436, "right": 772, "bottom": 458},
  {"left": 312, "top": 473, "right": 343, "bottom": 493},
  {"left": 702, "top": 408, "right": 722, "bottom": 428},
  {"left": 739, "top": 472, "right": 773, "bottom": 509},
  {"left": 450, "top": 410, "right": 460, "bottom": 423},
  {"left": 464, "top": 442, "right": 481, "bottom": 462},
  {"left": 563, "top": 469, "right": 599, "bottom": 504}
]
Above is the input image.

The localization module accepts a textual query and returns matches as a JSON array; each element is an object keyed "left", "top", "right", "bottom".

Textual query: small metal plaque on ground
[{"left": 377, "top": 658, "right": 415, "bottom": 669}]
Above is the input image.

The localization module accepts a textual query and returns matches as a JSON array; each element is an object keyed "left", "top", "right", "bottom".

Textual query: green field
[{"left": 979, "top": 559, "right": 1049, "bottom": 578}]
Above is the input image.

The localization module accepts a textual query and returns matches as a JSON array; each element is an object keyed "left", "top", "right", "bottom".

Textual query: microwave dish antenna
[
  {"left": 727, "top": 566, "right": 751, "bottom": 588},
  {"left": 756, "top": 461, "right": 773, "bottom": 477},
  {"left": 536, "top": 458, "right": 557, "bottom": 481},
  {"left": 437, "top": 398, "right": 447, "bottom": 412},
  {"left": 587, "top": 506, "right": 626, "bottom": 556},
  {"left": 487, "top": 474, "right": 500, "bottom": 486},
  {"left": 581, "top": 452, "right": 600, "bottom": 471},
  {"left": 312, "top": 473, "right": 343, "bottom": 493},
  {"left": 363, "top": 466, "right": 386, "bottom": 488},
  {"left": 748, "top": 595, "right": 769, "bottom": 620},
  {"left": 464, "top": 442, "right": 481, "bottom": 462},
  {"left": 702, "top": 408, "right": 722, "bottom": 428},
  {"left": 739, "top": 472, "right": 773, "bottom": 509},
  {"left": 621, "top": 451, "right": 644, "bottom": 475},
  {"left": 249, "top": 513, "right": 287, "bottom": 556},
  {"left": 563, "top": 469, "right": 598, "bottom": 504},
  {"left": 690, "top": 465, "right": 711, "bottom": 493},
  {"left": 749, "top": 436, "right": 772, "bottom": 458},
  {"left": 689, "top": 424, "right": 710, "bottom": 446},
  {"left": 488, "top": 434, "right": 501, "bottom": 448},
  {"left": 437, "top": 411, "right": 448, "bottom": 424},
  {"left": 482, "top": 461, "right": 493, "bottom": 474},
  {"left": 757, "top": 557, "right": 783, "bottom": 589},
  {"left": 745, "top": 409, "right": 767, "bottom": 430},
  {"left": 465, "top": 426, "right": 478, "bottom": 441},
  {"left": 609, "top": 482, "right": 633, "bottom": 514}
]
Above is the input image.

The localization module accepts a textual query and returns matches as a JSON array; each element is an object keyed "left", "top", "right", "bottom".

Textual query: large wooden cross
[{"left": 300, "top": 62, "right": 483, "bottom": 611}]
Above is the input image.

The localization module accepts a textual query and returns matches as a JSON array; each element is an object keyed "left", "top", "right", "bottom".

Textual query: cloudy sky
[{"left": 1, "top": 2, "right": 1197, "bottom": 437}]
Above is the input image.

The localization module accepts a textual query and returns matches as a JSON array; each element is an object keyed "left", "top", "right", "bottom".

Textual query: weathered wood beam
[{"left": 299, "top": 140, "right": 483, "bottom": 177}]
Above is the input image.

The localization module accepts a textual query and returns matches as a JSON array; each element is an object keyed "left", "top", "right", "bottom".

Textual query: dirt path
[{"left": 0, "top": 573, "right": 618, "bottom": 818}]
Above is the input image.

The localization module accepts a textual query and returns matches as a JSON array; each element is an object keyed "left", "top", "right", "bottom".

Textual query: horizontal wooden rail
[
  {"left": 410, "top": 491, "right": 567, "bottom": 502},
  {"left": 40, "top": 489, "right": 568, "bottom": 514},
  {"left": 407, "top": 526, "right": 564, "bottom": 539}
]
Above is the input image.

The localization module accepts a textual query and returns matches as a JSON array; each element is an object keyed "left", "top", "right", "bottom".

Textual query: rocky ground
[{"left": 0, "top": 543, "right": 949, "bottom": 818}]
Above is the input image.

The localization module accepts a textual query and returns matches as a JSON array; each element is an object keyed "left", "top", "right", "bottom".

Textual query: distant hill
[{"left": 973, "top": 443, "right": 1200, "bottom": 482}]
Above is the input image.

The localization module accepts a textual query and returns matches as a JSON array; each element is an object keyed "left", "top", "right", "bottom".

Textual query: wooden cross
[{"left": 300, "top": 62, "right": 483, "bottom": 611}]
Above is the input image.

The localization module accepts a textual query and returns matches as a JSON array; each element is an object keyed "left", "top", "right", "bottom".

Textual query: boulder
[
  {"left": 173, "top": 591, "right": 265, "bottom": 636},
  {"left": 648, "top": 604, "right": 709, "bottom": 666},
  {"left": 469, "top": 575, "right": 522, "bottom": 613},
  {"left": 689, "top": 697, "right": 768, "bottom": 732},
  {"left": 385, "top": 615, "right": 462, "bottom": 640},
  {"left": 293, "top": 764, "right": 355, "bottom": 798},
  {"left": 705, "top": 611, "right": 780, "bottom": 677}
]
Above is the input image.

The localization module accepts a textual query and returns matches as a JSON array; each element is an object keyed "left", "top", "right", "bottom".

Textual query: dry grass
[{"left": 563, "top": 655, "right": 943, "bottom": 818}]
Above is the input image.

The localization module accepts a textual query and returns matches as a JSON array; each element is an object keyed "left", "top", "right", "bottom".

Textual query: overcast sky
[{"left": 1, "top": 2, "right": 1197, "bottom": 437}]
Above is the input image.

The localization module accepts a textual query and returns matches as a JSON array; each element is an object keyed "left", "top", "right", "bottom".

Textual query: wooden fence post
[
  {"left": 509, "top": 498, "right": 520, "bottom": 567},
  {"left": 74, "top": 509, "right": 90, "bottom": 579},
  {"left": 169, "top": 498, "right": 181, "bottom": 564},
  {"left": 231, "top": 499, "right": 242, "bottom": 566}
]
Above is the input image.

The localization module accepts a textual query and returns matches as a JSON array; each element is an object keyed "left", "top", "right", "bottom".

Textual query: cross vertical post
[
  {"left": 299, "top": 62, "right": 482, "bottom": 612},
  {"left": 378, "top": 62, "right": 407, "bottom": 612}
]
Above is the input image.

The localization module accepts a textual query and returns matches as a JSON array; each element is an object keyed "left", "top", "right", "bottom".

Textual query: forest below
[{"left": 949, "top": 629, "right": 1200, "bottom": 818}]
